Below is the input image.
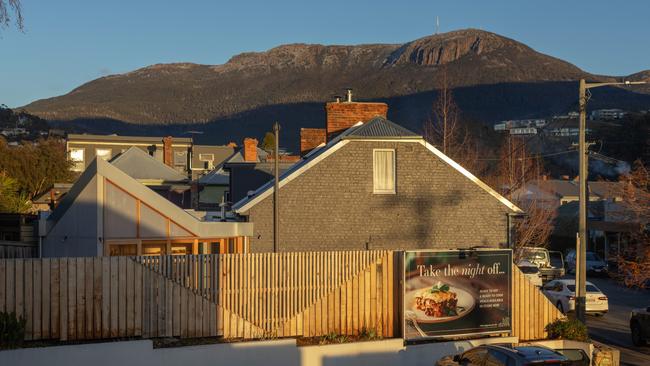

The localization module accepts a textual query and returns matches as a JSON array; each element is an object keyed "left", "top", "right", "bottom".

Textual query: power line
[{"left": 477, "top": 149, "right": 575, "bottom": 161}]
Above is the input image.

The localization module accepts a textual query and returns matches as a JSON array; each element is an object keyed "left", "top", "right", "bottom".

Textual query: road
[{"left": 584, "top": 277, "right": 650, "bottom": 366}]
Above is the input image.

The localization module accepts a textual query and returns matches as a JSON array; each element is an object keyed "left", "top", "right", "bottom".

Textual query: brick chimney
[
  {"left": 325, "top": 98, "right": 388, "bottom": 141},
  {"left": 300, "top": 128, "right": 326, "bottom": 156},
  {"left": 243, "top": 138, "right": 258, "bottom": 162},
  {"left": 162, "top": 136, "right": 173, "bottom": 167}
]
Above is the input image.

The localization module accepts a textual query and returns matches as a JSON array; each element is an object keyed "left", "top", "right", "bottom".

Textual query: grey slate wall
[{"left": 243, "top": 140, "right": 513, "bottom": 252}]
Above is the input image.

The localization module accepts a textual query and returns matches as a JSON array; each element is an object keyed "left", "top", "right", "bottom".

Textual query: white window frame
[
  {"left": 373, "top": 148, "right": 396, "bottom": 194},
  {"left": 174, "top": 151, "right": 187, "bottom": 166},
  {"left": 198, "top": 153, "right": 214, "bottom": 162},
  {"left": 69, "top": 147, "right": 85, "bottom": 171}
]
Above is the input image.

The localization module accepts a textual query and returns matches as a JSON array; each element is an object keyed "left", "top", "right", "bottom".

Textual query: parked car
[
  {"left": 549, "top": 251, "right": 566, "bottom": 278},
  {"left": 542, "top": 279, "right": 608, "bottom": 315},
  {"left": 630, "top": 306, "right": 650, "bottom": 346},
  {"left": 565, "top": 250, "right": 608, "bottom": 276},
  {"left": 518, "top": 247, "right": 561, "bottom": 281},
  {"left": 435, "top": 344, "right": 585, "bottom": 366},
  {"left": 517, "top": 260, "right": 542, "bottom": 287}
]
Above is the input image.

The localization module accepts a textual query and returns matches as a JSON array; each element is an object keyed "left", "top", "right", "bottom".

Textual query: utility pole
[
  {"left": 575, "top": 79, "right": 646, "bottom": 323},
  {"left": 576, "top": 79, "right": 588, "bottom": 323},
  {"left": 273, "top": 122, "right": 281, "bottom": 253}
]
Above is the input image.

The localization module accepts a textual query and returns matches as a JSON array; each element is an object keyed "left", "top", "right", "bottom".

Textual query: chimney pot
[{"left": 345, "top": 88, "right": 353, "bottom": 103}]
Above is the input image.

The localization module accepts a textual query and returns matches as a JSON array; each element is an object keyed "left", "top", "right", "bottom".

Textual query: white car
[
  {"left": 542, "top": 279, "right": 608, "bottom": 315},
  {"left": 517, "top": 260, "right": 543, "bottom": 287}
]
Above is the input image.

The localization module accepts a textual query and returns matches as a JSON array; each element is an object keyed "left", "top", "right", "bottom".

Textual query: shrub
[
  {"left": 0, "top": 311, "right": 27, "bottom": 348},
  {"left": 359, "top": 327, "right": 382, "bottom": 341},
  {"left": 545, "top": 318, "right": 588, "bottom": 342}
]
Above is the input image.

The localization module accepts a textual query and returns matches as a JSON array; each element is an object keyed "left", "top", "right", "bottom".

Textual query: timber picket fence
[{"left": 0, "top": 251, "right": 562, "bottom": 342}]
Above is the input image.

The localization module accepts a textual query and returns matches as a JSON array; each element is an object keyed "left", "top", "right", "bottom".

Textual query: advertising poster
[{"left": 403, "top": 249, "right": 512, "bottom": 340}]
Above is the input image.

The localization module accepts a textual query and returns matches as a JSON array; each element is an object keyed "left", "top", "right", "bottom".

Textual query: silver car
[{"left": 565, "top": 250, "right": 608, "bottom": 276}]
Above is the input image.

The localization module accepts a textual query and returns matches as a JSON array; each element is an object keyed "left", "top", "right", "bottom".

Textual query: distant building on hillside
[
  {"left": 494, "top": 118, "right": 546, "bottom": 135},
  {"left": 590, "top": 109, "right": 627, "bottom": 120}
]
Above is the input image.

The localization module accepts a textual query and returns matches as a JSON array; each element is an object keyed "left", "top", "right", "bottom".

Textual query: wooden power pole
[{"left": 273, "top": 121, "right": 280, "bottom": 253}]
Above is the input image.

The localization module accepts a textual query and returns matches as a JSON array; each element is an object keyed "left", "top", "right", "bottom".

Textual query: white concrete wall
[
  {"left": 43, "top": 176, "right": 99, "bottom": 257},
  {"left": 0, "top": 337, "right": 518, "bottom": 366}
]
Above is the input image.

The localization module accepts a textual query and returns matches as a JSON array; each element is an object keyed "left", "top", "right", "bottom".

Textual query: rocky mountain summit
[{"left": 22, "top": 29, "right": 649, "bottom": 146}]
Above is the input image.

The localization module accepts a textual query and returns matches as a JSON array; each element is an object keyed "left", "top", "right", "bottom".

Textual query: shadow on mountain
[{"left": 50, "top": 81, "right": 650, "bottom": 153}]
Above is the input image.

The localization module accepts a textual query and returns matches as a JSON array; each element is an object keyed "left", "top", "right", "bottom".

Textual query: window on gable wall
[{"left": 373, "top": 149, "right": 395, "bottom": 194}]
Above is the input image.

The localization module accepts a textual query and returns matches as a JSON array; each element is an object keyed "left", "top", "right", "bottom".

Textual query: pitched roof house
[
  {"left": 110, "top": 147, "right": 193, "bottom": 208},
  {"left": 233, "top": 100, "right": 522, "bottom": 252},
  {"left": 41, "top": 157, "right": 253, "bottom": 257}
]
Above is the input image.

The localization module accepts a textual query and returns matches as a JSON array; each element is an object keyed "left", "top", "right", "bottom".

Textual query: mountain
[{"left": 22, "top": 29, "right": 650, "bottom": 150}]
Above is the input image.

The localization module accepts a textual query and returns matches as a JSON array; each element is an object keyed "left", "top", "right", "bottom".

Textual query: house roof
[
  {"left": 67, "top": 133, "right": 192, "bottom": 145},
  {"left": 110, "top": 146, "right": 188, "bottom": 182},
  {"left": 47, "top": 157, "right": 252, "bottom": 238},
  {"left": 198, "top": 166, "right": 229, "bottom": 185},
  {"left": 342, "top": 117, "right": 421, "bottom": 139},
  {"left": 224, "top": 147, "right": 269, "bottom": 164},
  {"left": 232, "top": 118, "right": 522, "bottom": 214}
]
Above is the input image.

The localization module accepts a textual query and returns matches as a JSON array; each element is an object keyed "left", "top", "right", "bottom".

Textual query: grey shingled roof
[
  {"left": 110, "top": 146, "right": 189, "bottom": 182},
  {"left": 342, "top": 117, "right": 420, "bottom": 139}
]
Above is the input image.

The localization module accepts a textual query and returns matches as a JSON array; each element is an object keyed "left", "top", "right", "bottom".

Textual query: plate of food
[{"left": 404, "top": 281, "right": 475, "bottom": 323}]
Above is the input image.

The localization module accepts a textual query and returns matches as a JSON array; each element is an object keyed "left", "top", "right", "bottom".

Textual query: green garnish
[{"left": 430, "top": 283, "right": 450, "bottom": 293}]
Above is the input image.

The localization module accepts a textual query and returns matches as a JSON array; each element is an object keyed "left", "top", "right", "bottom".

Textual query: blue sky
[{"left": 1, "top": 0, "right": 649, "bottom": 107}]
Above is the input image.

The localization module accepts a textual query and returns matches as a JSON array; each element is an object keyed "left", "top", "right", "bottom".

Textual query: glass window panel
[{"left": 373, "top": 149, "right": 395, "bottom": 194}]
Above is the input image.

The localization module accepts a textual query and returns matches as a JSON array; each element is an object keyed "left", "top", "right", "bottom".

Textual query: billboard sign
[{"left": 403, "top": 249, "right": 512, "bottom": 340}]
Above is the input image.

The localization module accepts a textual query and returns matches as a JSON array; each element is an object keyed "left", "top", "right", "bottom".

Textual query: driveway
[{"left": 583, "top": 277, "right": 650, "bottom": 365}]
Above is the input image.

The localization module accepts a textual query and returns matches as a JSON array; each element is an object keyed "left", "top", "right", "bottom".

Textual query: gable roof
[
  {"left": 110, "top": 146, "right": 188, "bottom": 182},
  {"left": 232, "top": 118, "right": 522, "bottom": 214},
  {"left": 198, "top": 166, "right": 229, "bottom": 185},
  {"left": 342, "top": 117, "right": 420, "bottom": 139},
  {"left": 47, "top": 157, "right": 252, "bottom": 238},
  {"left": 224, "top": 147, "right": 269, "bottom": 164}
]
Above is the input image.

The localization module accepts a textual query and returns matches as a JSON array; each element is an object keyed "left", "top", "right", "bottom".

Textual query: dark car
[
  {"left": 631, "top": 306, "right": 650, "bottom": 346},
  {"left": 435, "top": 344, "right": 588, "bottom": 366}
]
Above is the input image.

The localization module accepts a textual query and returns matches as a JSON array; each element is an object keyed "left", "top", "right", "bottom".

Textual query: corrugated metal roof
[
  {"left": 198, "top": 167, "right": 229, "bottom": 185},
  {"left": 342, "top": 117, "right": 420, "bottom": 139}
]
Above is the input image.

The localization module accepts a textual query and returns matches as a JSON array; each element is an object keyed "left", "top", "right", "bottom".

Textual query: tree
[
  {"left": 489, "top": 135, "right": 557, "bottom": 256},
  {"left": 615, "top": 160, "right": 650, "bottom": 288},
  {"left": 0, "top": 138, "right": 74, "bottom": 201},
  {"left": 422, "top": 68, "right": 481, "bottom": 173},
  {"left": 494, "top": 135, "right": 539, "bottom": 195},
  {"left": 0, "top": 0, "right": 22, "bottom": 31},
  {"left": 0, "top": 171, "right": 30, "bottom": 213},
  {"left": 261, "top": 131, "right": 275, "bottom": 153}
]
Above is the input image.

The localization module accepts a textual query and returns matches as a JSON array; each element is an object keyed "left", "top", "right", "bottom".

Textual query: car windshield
[
  {"left": 567, "top": 285, "right": 600, "bottom": 293},
  {"left": 586, "top": 253, "right": 601, "bottom": 261},
  {"left": 519, "top": 266, "right": 539, "bottom": 274},
  {"left": 522, "top": 250, "right": 547, "bottom": 260}
]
